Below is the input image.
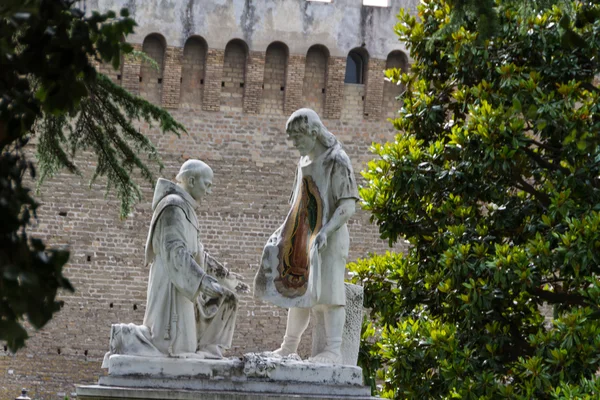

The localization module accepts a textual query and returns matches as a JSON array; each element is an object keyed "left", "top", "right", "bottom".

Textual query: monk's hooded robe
[{"left": 102, "top": 179, "right": 236, "bottom": 366}]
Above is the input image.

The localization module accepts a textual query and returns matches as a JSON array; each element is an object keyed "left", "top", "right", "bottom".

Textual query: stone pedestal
[
  {"left": 312, "top": 283, "right": 363, "bottom": 365},
  {"left": 76, "top": 354, "right": 373, "bottom": 399}
]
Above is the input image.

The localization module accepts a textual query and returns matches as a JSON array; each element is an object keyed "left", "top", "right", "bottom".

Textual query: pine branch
[
  {"left": 35, "top": 114, "right": 80, "bottom": 192},
  {"left": 33, "top": 73, "right": 186, "bottom": 217}
]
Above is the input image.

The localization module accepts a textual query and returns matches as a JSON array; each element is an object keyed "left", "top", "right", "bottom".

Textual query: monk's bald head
[
  {"left": 176, "top": 159, "right": 213, "bottom": 203},
  {"left": 176, "top": 160, "right": 212, "bottom": 182}
]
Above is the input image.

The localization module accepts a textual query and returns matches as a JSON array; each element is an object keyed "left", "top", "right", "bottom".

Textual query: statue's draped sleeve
[
  {"left": 331, "top": 152, "right": 360, "bottom": 207},
  {"left": 152, "top": 206, "right": 205, "bottom": 301}
]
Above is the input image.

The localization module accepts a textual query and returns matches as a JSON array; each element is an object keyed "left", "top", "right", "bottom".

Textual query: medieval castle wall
[{"left": 0, "top": 0, "right": 415, "bottom": 398}]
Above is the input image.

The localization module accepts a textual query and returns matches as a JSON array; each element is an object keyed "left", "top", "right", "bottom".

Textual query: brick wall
[
  {"left": 0, "top": 111, "right": 407, "bottom": 399},
  {"left": 161, "top": 46, "right": 183, "bottom": 109},
  {"left": 0, "top": 38, "right": 411, "bottom": 399},
  {"left": 364, "top": 58, "right": 386, "bottom": 120},
  {"left": 140, "top": 35, "right": 165, "bottom": 105},
  {"left": 243, "top": 51, "right": 265, "bottom": 114},
  {"left": 260, "top": 44, "right": 287, "bottom": 115},
  {"left": 203, "top": 49, "right": 225, "bottom": 112},
  {"left": 180, "top": 38, "right": 207, "bottom": 108},
  {"left": 302, "top": 46, "right": 327, "bottom": 115},
  {"left": 324, "top": 56, "right": 345, "bottom": 120},
  {"left": 221, "top": 41, "right": 247, "bottom": 111},
  {"left": 284, "top": 55, "right": 306, "bottom": 114},
  {"left": 122, "top": 43, "right": 142, "bottom": 96},
  {"left": 97, "top": 59, "right": 123, "bottom": 85},
  {"left": 341, "top": 84, "right": 365, "bottom": 121}
]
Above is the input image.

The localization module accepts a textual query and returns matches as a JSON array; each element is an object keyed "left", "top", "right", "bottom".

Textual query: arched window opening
[
  {"left": 383, "top": 50, "right": 409, "bottom": 118},
  {"left": 261, "top": 42, "right": 289, "bottom": 115},
  {"left": 140, "top": 34, "right": 166, "bottom": 105},
  {"left": 221, "top": 39, "right": 248, "bottom": 111},
  {"left": 344, "top": 49, "right": 367, "bottom": 84},
  {"left": 181, "top": 36, "right": 207, "bottom": 107}
]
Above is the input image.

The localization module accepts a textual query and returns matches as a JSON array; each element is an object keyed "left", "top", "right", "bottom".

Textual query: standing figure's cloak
[{"left": 254, "top": 143, "right": 359, "bottom": 308}]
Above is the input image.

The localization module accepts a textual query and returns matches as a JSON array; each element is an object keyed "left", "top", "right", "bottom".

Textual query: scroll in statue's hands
[
  {"left": 219, "top": 270, "right": 250, "bottom": 294},
  {"left": 205, "top": 253, "right": 249, "bottom": 294},
  {"left": 199, "top": 275, "right": 224, "bottom": 298}
]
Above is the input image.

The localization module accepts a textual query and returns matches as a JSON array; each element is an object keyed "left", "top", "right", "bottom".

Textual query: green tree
[
  {"left": 0, "top": 0, "right": 185, "bottom": 352},
  {"left": 350, "top": 0, "right": 600, "bottom": 398}
]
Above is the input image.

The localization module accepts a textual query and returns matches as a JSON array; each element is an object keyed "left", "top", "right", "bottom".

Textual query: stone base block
[
  {"left": 76, "top": 385, "right": 374, "bottom": 399},
  {"left": 76, "top": 354, "right": 372, "bottom": 399}
]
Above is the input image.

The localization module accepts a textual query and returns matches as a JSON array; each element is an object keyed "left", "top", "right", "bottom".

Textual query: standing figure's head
[
  {"left": 176, "top": 159, "right": 213, "bottom": 202},
  {"left": 285, "top": 108, "right": 338, "bottom": 156}
]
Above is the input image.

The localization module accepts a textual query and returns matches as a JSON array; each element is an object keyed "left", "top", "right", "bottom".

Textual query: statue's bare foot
[
  {"left": 272, "top": 347, "right": 293, "bottom": 357},
  {"left": 197, "top": 344, "right": 223, "bottom": 359},
  {"left": 308, "top": 350, "right": 341, "bottom": 364}
]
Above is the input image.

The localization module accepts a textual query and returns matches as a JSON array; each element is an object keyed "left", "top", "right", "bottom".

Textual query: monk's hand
[
  {"left": 199, "top": 275, "right": 224, "bottom": 298},
  {"left": 235, "top": 281, "right": 250, "bottom": 294},
  {"left": 227, "top": 272, "right": 250, "bottom": 294},
  {"left": 313, "top": 232, "right": 328, "bottom": 252}
]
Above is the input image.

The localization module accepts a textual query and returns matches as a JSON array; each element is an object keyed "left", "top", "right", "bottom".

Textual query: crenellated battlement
[
  {"left": 94, "top": 0, "right": 413, "bottom": 120},
  {"left": 98, "top": 35, "right": 409, "bottom": 120}
]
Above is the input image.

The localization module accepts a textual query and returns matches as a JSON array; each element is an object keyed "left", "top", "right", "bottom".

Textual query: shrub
[{"left": 350, "top": 0, "right": 600, "bottom": 398}]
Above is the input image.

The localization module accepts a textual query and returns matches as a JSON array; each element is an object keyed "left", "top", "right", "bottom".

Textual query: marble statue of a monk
[
  {"left": 102, "top": 160, "right": 247, "bottom": 366},
  {"left": 254, "top": 108, "right": 359, "bottom": 364}
]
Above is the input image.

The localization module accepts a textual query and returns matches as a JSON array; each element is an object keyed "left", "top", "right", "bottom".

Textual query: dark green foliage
[
  {"left": 349, "top": 0, "right": 600, "bottom": 398},
  {"left": 1, "top": 1, "right": 185, "bottom": 352},
  {"left": 0, "top": 141, "right": 72, "bottom": 352},
  {"left": 438, "top": 0, "right": 499, "bottom": 42},
  {"left": 36, "top": 74, "right": 184, "bottom": 217}
]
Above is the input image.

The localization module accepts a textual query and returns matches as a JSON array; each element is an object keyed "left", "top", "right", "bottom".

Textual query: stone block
[
  {"left": 76, "top": 354, "right": 372, "bottom": 399},
  {"left": 311, "top": 283, "right": 363, "bottom": 366},
  {"left": 77, "top": 386, "right": 374, "bottom": 400}
]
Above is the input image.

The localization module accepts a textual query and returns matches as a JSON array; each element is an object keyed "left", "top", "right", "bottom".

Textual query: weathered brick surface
[
  {"left": 260, "top": 44, "right": 287, "bottom": 115},
  {"left": 97, "top": 58, "right": 123, "bottom": 85},
  {"left": 221, "top": 41, "right": 246, "bottom": 111},
  {"left": 203, "top": 49, "right": 225, "bottom": 112},
  {"left": 122, "top": 43, "right": 142, "bottom": 96},
  {"left": 364, "top": 58, "right": 386, "bottom": 120},
  {"left": 161, "top": 46, "right": 183, "bottom": 109},
  {"left": 180, "top": 38, "right": 207, "bottom": 108},
  {"left": 243, "top": 51, "right": 266, "bottom": 114},
  {"left": 324, "top": 56, "right": 346, "bottom": 120},
  {"left": 302, "top": 46, "right": 327, "bottom": 115},
  {"left": 341, "top": 84, "right": 365, "bottom": 121},
  {"left": 284, "top": 55, "right": 306, "bottom": 115},
  {"left": 0, "top": 40, "right": 411, "bottom": 399}
]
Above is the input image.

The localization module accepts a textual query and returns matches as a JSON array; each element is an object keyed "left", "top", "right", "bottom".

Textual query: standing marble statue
[
  {"left": 103, "top": 160, "right": 247, "bottom": 366},
  {"left": 254, "top": 108, "right": 359, "bottom": 364}
]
